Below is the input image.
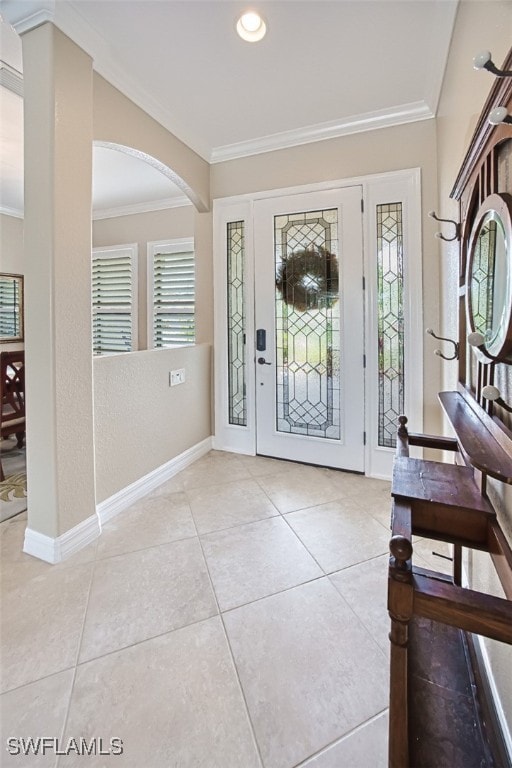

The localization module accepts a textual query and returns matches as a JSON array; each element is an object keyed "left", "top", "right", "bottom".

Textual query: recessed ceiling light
[{"left": 236, "top": 11, "right": 267, "bottom": 43}]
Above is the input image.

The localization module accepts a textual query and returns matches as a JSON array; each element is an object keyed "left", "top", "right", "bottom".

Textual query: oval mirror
[{"left": 467, "top": 193, "right": 512, "bottom": 362}]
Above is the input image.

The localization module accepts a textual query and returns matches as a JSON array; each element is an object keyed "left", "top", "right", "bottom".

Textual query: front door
[{"left": 254, "top": 187, "right": 365, "bottom": 471}]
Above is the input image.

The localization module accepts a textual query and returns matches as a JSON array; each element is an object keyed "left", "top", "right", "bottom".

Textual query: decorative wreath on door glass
[{"left": 275, "top": 246, "right": 339, "bottom": 312}]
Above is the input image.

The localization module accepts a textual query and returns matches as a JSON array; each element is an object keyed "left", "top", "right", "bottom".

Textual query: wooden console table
[{"left": 387, "top": 401, "right": 512, "bottom": 768}]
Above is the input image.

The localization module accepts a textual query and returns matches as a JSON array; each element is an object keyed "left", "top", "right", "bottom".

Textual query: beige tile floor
[{"left": 0, "top": 451, "right": 454, "bottom": 768}]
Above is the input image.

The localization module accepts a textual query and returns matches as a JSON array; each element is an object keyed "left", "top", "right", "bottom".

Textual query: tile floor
[
  {"left": 0, "top": 451, "right": 453, "bottom": 768},
  {"left": 0, "top": 439, "right": 27, "bottom": 523}
]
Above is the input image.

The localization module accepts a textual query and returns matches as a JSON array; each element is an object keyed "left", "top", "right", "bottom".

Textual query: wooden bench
[
  {"left": 387, "top": 403, "right": 512, "bottom": 768},
  {"left": 0, "top": 350, "right": 25, "bottom": 481}
]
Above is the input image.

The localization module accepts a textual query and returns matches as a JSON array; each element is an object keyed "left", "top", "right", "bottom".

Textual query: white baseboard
[
  {"left": 22, "top": 437, "right": 212, "bottom": 564},
  {"left": 96, "top": 437, "right": 213, "bottom": 526},
  {"left": 23, "top": 513, "right": 101, "bottom": 564},
  {"left": 461, "top": 556, "right": 511, "bottom": 761},
  {"left": 475, "top": 634, "right": 512, "bottom": 761}
]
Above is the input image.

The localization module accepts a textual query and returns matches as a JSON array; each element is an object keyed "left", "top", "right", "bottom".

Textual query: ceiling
[{"left": 0, "top": 0, "right": 459, "bottom": 217}]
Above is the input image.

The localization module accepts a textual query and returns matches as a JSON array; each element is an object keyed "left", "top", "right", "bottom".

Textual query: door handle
[{"left": 257, "top": 357, "right": 272, "bottom": 366}]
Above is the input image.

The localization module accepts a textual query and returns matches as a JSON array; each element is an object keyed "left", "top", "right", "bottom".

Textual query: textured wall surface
[
  {"left": 22, "top": 24, "right": 96, "bottom": 538},
  {"left": 93, "top": 344, "right": 211, "bottom": 502}
]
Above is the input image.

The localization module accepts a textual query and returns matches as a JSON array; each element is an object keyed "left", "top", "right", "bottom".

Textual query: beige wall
[
  {"left": 88, "top": 62, "right": 214, "bottom": 507},
  {"left": 93, "top": 344, "right": 211, "bottom": 502},
  {"left": 212, "top": 118, "right": 443, "bottom": 435},
  {"left": 3, "top": 196, "right": 214, "bottom": 511},
  {"left": 436, "top": 0, "right": 512, "bottom": 740},
  {"left": 1, "top": 213, "right": 23, "bottom": 273},
  {"left": 16, "top": 21, "right": 213, "bottom": 546},
  {"left": 89, "top": 109, "right": 214, "bottom": 498},
  {"left": 93, "top": 74, "right": 210, "bottom": 213},
  {"left": 436, "top": 0, "right": 512, "bottom": 393}
]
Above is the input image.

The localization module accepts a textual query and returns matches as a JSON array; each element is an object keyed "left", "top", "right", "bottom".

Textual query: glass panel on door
[
  {"left": 255, "top": 187, "right": 364, "bottom": 471},
  {"left": 274, "top": 209, "right": 341, "bottom": 440}
]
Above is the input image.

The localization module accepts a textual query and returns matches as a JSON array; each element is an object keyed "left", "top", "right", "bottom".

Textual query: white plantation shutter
[
  {"left": 92, "top": 245, "right": 138, "bottom": 355},
  {"left": 0, "top": 276, "right": 21, "bottom": 338},
  {"left": 149, "top": 240, "right": 195, "bottom": 348}
]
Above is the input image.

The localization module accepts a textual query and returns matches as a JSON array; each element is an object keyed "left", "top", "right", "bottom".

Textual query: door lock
[
  {"left": 256, "top": 329, "right": 267, "bottom": 351},
  {"left": 257, "top": 357, "right": 271, "bottom": 366}
]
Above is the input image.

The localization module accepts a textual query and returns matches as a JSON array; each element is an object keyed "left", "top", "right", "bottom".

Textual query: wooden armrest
[
  {"left": 411, "top": 564, "right": 453, "bottom": 583},
  {"left": 395, "top": 415, "right": 459, "bottom": 458},
  {"left": 413, "top": 572, "right": 512, "bottom": 645},
  {"left": 407, "top": 432, "right": 458, "bottom": 451}
]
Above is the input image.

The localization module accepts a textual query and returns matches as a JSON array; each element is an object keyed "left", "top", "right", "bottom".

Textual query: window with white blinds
[
  {"left": 148, "top": 239, "right": 195, "bottom": 348},
  {"left": 0, "top": 275, "right": 22, "bottom": 339},
  {"left": 92, "top": 244, "right": 138, "bottom": 355}
]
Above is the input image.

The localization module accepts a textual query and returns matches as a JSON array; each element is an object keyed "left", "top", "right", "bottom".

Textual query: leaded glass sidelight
[
  {"left": 377, "top": 202, "right": 404, "bottom": 448},
  {"left": 470, "top": 219, "right": 497, "bottom": 339},
  {"left": 227, "top": 221, "right": 247, "bottom": 426},
  {"left": 274, "top": 209, "right": 341, "bottom": 439}
]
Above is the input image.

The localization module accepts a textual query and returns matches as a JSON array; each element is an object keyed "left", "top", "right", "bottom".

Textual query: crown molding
[
  {"left": 92, "top": 196, "right": 192, "bottom": 221},
  {"left": 0, "top": 1, "right": 56, "bottom": 34},
  {"left": 2, "top": 0, "right": 211, "bottom": 161},
  {"left": 210, "top": 101, "right": 434, "bottom": 163},
  {"left": 0, "top": 198, "right": 193, "bottom": 221},
  {"left": 2, "top": 2, "right": 449, "bottom": 171}
]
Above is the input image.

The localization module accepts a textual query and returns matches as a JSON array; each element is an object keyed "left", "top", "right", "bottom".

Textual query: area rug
[{"left": 0, "top": 444, "right": 27, "bottom": 523}]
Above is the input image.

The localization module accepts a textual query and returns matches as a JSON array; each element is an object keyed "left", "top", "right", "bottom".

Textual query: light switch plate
[{"left": 170, "top": 368, "right": 186, "bottom": 386}]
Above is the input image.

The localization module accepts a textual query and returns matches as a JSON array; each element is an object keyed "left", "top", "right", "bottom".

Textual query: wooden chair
[{"left": 0, "top": 350, "right": 25, "bottom": 481}]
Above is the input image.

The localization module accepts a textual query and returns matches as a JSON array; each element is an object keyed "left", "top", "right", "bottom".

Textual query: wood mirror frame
[{"left": 452, "top": 47, "right": 512, "bottom": 425}]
